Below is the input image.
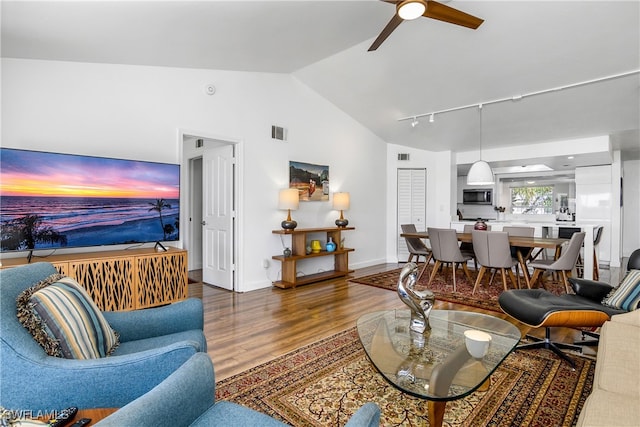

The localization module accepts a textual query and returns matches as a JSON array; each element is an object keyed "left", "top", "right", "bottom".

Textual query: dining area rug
[
  {"left": 349, "top": 265, "right": 567, "bottom": 313},
  {"left": 215, "top": 327, "right": 595, "bottom": 426}
]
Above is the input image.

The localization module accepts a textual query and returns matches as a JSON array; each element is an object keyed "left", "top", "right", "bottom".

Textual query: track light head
[{"left": 411, "top": 117, "right": 419, "bottom": 128}]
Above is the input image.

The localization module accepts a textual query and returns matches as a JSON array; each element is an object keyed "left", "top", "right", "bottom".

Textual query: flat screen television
[{"left": 0, "top": 148, "right": 180, "bottom": 254}]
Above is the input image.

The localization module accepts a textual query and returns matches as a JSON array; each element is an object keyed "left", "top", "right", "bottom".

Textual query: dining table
[{"left": 400, "top": 231, "right": 568, "bottom": 287}]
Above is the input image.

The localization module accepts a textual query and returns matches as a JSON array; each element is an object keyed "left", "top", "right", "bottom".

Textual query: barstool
[{"left": 576, "top": 226, "right": 603, "bottom": 280}]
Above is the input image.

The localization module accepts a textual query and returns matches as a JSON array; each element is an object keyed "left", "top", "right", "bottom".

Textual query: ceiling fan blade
[
  {"left": 424, "top": 0, "right": 484, "bottom": 29},
  {"left": 368, "top": 14, "right": 404, "bottom": 51}
]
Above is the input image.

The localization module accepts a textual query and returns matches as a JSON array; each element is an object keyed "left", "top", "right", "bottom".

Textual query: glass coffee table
[{"left": 357, "top": 309, "right": 521, "bottom": 427}]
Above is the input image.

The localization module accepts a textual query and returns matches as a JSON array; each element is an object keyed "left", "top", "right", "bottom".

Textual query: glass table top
[{"left": 356, "top": 309, "right": 521, "bottom": 401}]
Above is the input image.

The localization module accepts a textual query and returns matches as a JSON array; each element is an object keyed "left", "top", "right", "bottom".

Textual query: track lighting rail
[{"left": 398, "top": 69, "right": 640, "bottom": 123}]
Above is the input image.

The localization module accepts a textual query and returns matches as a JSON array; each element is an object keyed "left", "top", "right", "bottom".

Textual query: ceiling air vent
[{"left": 398, "top": 153, "right": 410, "bottom": 161}]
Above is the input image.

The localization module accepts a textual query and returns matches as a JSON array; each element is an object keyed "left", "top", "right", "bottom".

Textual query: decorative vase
[
  {"left": 326, "top": 237, "right": 336, "bottom": 252},
  {"left": 397, "top": 262, "right": 435, "bottom": 334},
  {"left": 310, "top": 240, "right": 322, "bottom": 253},
  {"left": 474, "top": 219, "right": 488, "bottom": 231},
  {"left": 306, "top": 244, "right": 312, "bottom": 255},
  {"left": 283, "top": 247, "right": 292, "bottom": 257}
]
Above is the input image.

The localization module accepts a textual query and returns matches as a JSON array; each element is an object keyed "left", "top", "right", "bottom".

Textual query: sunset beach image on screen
[{"left": 0, "top": 148, "right": 180, "bottom": 252}]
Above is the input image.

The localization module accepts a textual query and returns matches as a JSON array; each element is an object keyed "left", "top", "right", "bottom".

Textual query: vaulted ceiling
[{"left": 3, "top": 1, "right": 639, "bottom": 165}]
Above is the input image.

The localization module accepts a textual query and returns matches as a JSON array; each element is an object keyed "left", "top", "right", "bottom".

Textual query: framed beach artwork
[{"left": 289, "top": 161, "right": 329, "bottom": 202}]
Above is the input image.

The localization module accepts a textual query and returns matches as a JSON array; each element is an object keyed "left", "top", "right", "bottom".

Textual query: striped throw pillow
[
  {"left": 602, "top": 269, "right": 640, "bottom": 311},
  {"left": 17, "top": 274, "right": 119, "bottom": 359}
]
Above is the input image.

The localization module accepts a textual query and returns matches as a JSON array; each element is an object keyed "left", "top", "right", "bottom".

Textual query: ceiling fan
[{"left": 369, "top": 0, "right": 484, "bottom": 51}]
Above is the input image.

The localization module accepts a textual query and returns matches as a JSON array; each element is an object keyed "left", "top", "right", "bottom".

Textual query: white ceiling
[{"left": 2, "top": 0, "right": 639, "bottom": 170}]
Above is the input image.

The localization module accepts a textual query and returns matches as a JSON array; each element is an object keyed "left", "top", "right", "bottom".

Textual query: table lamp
[
  {"left": 278, "top": 188, "right": 299, "bottom": 230},
  {"left": 333, "top": 192, "right": 350, "bottom": 227}
]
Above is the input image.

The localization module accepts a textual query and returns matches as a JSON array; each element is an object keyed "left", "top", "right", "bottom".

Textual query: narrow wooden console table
[
  {"left": 272, "top": 227, "right": 354, "bottom": 288},
  {"left": 1, "top": 247, "right": 188, "bottom": 311}
]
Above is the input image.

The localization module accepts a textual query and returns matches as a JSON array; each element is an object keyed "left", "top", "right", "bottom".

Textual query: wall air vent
[
  {"left": 271, "top": 125, "right": 287, "bottom": 141},
  {"left": 398, "top": 153, "right": 410, "bottom": 161}
]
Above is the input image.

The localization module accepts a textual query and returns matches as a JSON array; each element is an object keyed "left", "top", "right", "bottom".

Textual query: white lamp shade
[
  {"left": 467, "top": 161, "right": 495, "bottom": 185},
  {"left": 398, "top": 0, "right": 426, "bottom": 20},
  {"left": 278, "top": 188, "right": 299, "bottom": 210},
  {"left": 332, "top": 192, "right": 350, "bottom": 211}
]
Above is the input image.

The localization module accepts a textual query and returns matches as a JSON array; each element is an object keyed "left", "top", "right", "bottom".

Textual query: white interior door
[
  {"left": 397, "top": 168, "right": 427, "bottom": 261},
  {"left": 202, "top": 144, "right": 234, "bottom": 289}
]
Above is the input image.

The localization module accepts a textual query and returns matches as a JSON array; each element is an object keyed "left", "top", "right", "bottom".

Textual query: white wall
[
  {"left": 385, "top": 144, "right": 454, "bottom": 262},
  {"left": 1, "top": 58, "right": 388, "bottom": 291},
  {"left": 456, "top": 135, "right": 611, "bottom": 165}
]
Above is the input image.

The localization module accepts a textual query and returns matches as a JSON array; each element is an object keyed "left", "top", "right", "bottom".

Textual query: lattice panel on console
[
  {"left": 70, "top": 258, "right": 135, "bottom": 311},
  {"left": 135, "top": 252, "right": 187, "bottom": 309},
  {"left": 52, "top": 262, "right": 69, "bottom": 276}
]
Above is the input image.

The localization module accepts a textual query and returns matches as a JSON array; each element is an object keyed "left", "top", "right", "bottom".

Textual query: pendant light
[{"left": 467, "top": 104, "right": 495, "bottom": 185}]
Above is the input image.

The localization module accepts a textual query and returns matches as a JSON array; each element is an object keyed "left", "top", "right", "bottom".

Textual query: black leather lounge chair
[
  {"left": 568, "top": 248, "right": 640, "bottom": 344},
  {"left": 498, "top": 249, "right": 640, "bottom": 369}
]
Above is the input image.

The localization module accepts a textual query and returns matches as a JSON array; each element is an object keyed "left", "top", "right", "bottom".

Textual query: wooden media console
[{"left": 1, "top": 247, "right": 188, "bottom": 311}]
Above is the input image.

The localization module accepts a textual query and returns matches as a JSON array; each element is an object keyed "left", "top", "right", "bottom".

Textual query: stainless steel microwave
[{"left": 463, "top": 189, "right": 492, "bottom": 205}]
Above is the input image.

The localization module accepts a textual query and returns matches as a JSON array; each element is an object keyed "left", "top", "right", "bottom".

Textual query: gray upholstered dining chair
[
  {"left": 427, "top": 227, "right": 473, "bottom": 292},
  {"left": 460, "top": 224, "right": 491, "bottom": 271},
  {"left": 501, "top": 226, "right": 534, "bottom": 236},
  {"left": 471, "top": 230, "right": 519, "bottom": 294},
  {"left": 401, "top": 224, "right": 432, "bottom": 265},
  {"left": 502, "top": 225, "right": 534, "bottom": 258},
  {"left": 528, "top": 232, "right": 586, "bottom": 293},
  {"left": 502, "top": 225, "right": 535, "bottom": 277}
]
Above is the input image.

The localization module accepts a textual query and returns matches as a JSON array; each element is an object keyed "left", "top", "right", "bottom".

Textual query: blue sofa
[
  {"left": 0, "top": 262, "right": 207, "bottom": 412},
  {"left": 95, "top": 352, "right": 381, "bottom": 427}
]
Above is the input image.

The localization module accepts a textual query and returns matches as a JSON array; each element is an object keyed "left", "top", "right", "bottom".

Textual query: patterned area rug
[
  {"left": 216, "top": 327, "right": 594, "bottom": 426},
  {"left": 349, "top": 266, "right": 567, "bottom": 313}
]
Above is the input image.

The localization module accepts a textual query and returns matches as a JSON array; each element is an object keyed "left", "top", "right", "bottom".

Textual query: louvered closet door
[{"left": 397, "top": 168, "right": 427, "bottom": 261}]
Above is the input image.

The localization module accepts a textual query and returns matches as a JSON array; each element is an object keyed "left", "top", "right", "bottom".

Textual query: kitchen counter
[{"left": 452, "top": 220, "right": 599, "bottom": 228}]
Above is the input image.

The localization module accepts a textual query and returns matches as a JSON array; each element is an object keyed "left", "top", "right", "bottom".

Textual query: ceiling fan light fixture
[{"left": 398, "top": 0, "right": 426, "bottom": 20}]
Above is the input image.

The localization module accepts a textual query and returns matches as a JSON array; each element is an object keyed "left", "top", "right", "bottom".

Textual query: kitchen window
[{"left": 510, "top": 185, "right": 553, "bottom": 214}]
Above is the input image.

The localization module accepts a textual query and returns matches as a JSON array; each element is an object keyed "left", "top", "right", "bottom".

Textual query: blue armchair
[
  {"left": 0, "top": 262, "right": 207, "bottom": 412},
  {"left": 95, "top": 353, "right": 381, "bottom": 427}
]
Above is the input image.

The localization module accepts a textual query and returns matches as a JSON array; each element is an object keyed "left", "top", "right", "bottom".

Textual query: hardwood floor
[{"left": 189, "top": 263, "right": 611, "bottom": 381}]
